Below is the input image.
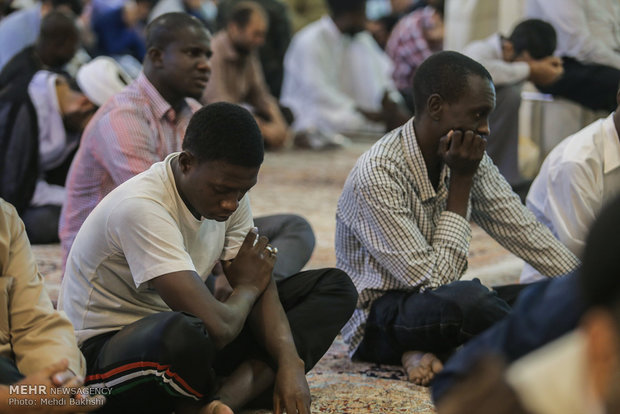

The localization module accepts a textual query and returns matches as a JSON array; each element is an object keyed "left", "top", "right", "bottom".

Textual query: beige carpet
[{"left": 34, "top": 141, "right": 523, "bottom": 413}]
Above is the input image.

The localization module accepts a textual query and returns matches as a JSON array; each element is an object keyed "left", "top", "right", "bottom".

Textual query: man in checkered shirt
[{"left": 335, "top": 51, "right": 580, "bottom": 386}]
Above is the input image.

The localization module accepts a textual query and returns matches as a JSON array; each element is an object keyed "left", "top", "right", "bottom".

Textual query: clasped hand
[
  {"left": 438, "top": 130, "right": 486, "bottom": 177},
  {"left": 222, "top": 228, "right": 276, "bottom": 295}
]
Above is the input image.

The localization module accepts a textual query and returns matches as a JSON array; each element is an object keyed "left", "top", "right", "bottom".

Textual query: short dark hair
[
  {"left": 509, "top": 19, "right": 557, "bottom": 60},
  {"left": 39, "top": 10, "right": 78, "bottom": 44},
  {"left": 145, "top": 12, "right": 208, "bottom": 50},
  {"left": 182, "top": 102, "right": 264, "bottom": 167},
  {"left": 412, "top": 51, "right": 492, "bottom": 115},
  {"left": 326, "top": 0, "right": 366, "bottom": 17},
  {"left": 581, "top": 194, "right": 620, "bottom": 316},
  {"left": 50, "top": 0, "right": 83, "bottom": 15},
  {"left": 226, "top": 1, "right": 268, "bottom": 28}
]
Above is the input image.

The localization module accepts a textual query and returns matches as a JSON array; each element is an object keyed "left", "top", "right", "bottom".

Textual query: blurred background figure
[
  {"left": 217, "top": 0, "right": 292, "bottom": 99},
  {"left": 281, "top": 0, "right": 409, "bottom": 146},
  {"left": 149, "top": 0, "right": 218, "bottom": 31},
  {"left": 462, "top": 18, "right": 562, "bottom": 198},
  {"left": 203, "top": 1, "right": 292, "bottom": 149},
  {"left": 0, "top": 0, "right": 82, "bottom": 72},
  {"left": 283, "top": 0, "right": 327, "bottom": 32},
  {"left": 525, "top": 0, "right": 620, "bottom": 113},
  {"left": 76, "top": 55, "right": 133, "bottom": 107},
  {"left": 0, "top": 10, "right": 79, "bottom": 90},
  {"left": 0, "top": 71, "right": 95, "bottom": 244},
  {"left": 385, "top": 0, "right": 444, "bottom": 111},
  {"left": 91, "top": 0, "right": 157, "bottom": 78}
]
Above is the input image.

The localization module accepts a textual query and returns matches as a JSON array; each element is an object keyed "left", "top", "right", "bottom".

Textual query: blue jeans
[
  {"left": 432, "top": 270, "right": 583, "bottom": 403},
  {"left": 354, "top": 279, "right": 522, "bottom": 365}
]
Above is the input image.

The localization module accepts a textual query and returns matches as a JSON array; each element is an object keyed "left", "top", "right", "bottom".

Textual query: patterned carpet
[{"left": 33, "top": 141, "right": 523, "bottom": 413}]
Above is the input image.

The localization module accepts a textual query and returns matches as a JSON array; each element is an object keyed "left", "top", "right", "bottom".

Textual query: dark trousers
[
  {"left": 354, "top": 279, "right": 528, "bottom": 365},
  {"left": 0, "top": 355, "right": 24, "bottom": 385},
  {"left": 432, "top": 271, "right": 582, "bottom": 402},
  {"left": 21, "top": 204, "right": 61, "bottom": 244},
  {"left": 80, "top": 268, "right": 357, "bottom": 414},
  {"left": 537, "top": 57, "right": 620, "bottom": 113},
  {"left": 254, "top": 214, "right": 315, "bottom": 281}
]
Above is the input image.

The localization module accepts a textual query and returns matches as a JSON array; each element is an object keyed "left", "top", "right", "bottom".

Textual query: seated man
[
  {"left": 525, "top": 0, "right": 620, "bottom": 113},
  {"left": 280, "top": 0, "right": 409, "bottom": 139},
  {"left": 463, "top": 19, "right": 563, "bottom": 191},
  {"left": 0, "top": 70, "right": 95, "bottom": 244},
  {"left": 0, "top": 198, "right": 103, "bottom": 411},
  {"left": 58, "top": 103, "right": 357, "bottom": 413},
  {"left": 435, "top": 194, "right": 620, "bottom": 414},
  {"left": 202, "top": 1, "right": 291, "bottom": 149},
  {"left": 60, "top": 12, "right": 315, "bottom": 279},
  {"left": 520, "top": 83, "right": 620, "bottom": 282},
  {"left": 335, "top": 51, "right": 579, "bottom": 386},
  {"left": 386, "top": 0, "right": 444, "bottom": 110},
  {"left": 0, "top": 0, "right": 82, "bottom": 72},
  {"left": 91, "top": 0, "right": 156, "bottom": 63},
  {"left": 0, "top": 10, "right": 80, "bottom": 90}
]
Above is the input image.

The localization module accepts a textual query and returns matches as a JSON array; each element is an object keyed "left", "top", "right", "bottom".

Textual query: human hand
[
  {"left": 528, "top": 56, "right": 563, "bottom": 86},
  {"left": 1, "top": 359, "right": 105, "bottom": 413},
  {"left": 436, "top": 355, "right": 529, "bottom": 414},
  {"left": 223, "top": 228, "right": 275, "bottom": 295},
  {"left": 273, "top": 359, "right": 311, "bottom": 414},
  {"left": 438, "top": 130, "right": 486, "bottom": 178}
]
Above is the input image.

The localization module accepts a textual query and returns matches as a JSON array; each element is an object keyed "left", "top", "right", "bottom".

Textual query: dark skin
[
  {"left": 414, "top": 74, "right": 495, "bottom": 217},
  {"left": 402, "top": 74, "right": 495, "bottom": 384},
  {"left": 144, "top": 25, "right": 213, "bottom": 114},
  {"left": 154, "top": 152, "right": 310, "bottom": 414}
]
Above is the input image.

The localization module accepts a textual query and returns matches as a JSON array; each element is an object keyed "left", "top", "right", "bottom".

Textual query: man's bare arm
[
  {"left": 152, "top": 229, "right": 275, "bottom": 349},
  {"left": 248, "top": 279, "right": 310, "bottom": 414}
]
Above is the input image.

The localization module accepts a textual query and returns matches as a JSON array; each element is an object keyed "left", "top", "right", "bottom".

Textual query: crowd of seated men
[{"left": 0, "top": 0, "right": 619, "bottom": 413}]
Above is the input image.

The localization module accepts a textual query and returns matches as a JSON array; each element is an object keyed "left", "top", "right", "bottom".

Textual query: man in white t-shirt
[{"left": 58, "top": 102, "right": 357, "bottom": 414}]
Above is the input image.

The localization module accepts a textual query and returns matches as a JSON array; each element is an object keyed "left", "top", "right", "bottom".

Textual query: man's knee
[
  {"left": 441, "top": 280, "right": 511, "bottom": 334},
  {"left": 317, "top": 268, "right": 358, "bottom": 317},
  {"left": 276, "top": 214, "right": 316, "bottom": 249}
]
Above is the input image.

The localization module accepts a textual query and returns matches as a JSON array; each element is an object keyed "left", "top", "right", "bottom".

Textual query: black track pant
[{"left": 80, "top": 268, "right": 357, "bottom": 414}]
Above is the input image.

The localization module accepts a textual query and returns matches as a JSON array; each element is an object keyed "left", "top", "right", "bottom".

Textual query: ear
[
  {"left": 177, "top": 151, "right": 196, "bottom": 174},
  {"left": 427, "top": 93, "right": 443, "bottom": 121},
  {"left": 582, "top": 309, "right": 620, "bottom": 401},
  {"left": 147, "top": 47, "right": 164, "bottom": 68}
]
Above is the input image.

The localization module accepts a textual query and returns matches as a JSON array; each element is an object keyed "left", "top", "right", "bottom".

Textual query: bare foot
[
  {"left": 201, "top": 400, "right": 234, "bottom": 414},
  {"left": 402, "top": 351, "right": 443, "bottom": 386}
]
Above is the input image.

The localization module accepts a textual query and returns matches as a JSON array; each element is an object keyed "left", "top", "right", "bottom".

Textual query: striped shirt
[
  {"left": 386, "top": 6, "right": 443, "bottom": 91},
  {"left": 335, "top": 118, "right": 580, "bottom": 356},
  {"left": 59, "top": 73, "right": 201, "bottom": 261}
]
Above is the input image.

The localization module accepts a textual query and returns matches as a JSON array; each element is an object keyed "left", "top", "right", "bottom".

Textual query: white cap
[{"left": 76, "top": 56, "right": 133, "bottom": 107}]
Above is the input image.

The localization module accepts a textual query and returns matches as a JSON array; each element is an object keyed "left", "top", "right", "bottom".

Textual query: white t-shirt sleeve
[
  {"left": 107, "top": 197, "right": 196, "bottom": 287},
  {"left": 221, "top": 194, "right": 254, "bottom": 261}
]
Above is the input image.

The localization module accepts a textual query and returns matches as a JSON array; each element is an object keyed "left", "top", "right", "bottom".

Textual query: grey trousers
[
  {"left": 253, "top": 214, "right": 315, "bottom": 280},
  {"left": 486, "top": 83, "right": 523, "bottom": 186}
]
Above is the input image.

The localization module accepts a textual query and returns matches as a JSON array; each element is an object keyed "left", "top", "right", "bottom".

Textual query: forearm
[
  {"left": 249, "top": 279, "right": 302, "bottom": 367},
  {"left": 446, "top": 174, "right": 474, "bottom": 217},
  {"left": 219, "top": 284, "right": 264, "bottom": 343},
  {"left": 153, "top": 271, "right": 261, "bottom": 349}
]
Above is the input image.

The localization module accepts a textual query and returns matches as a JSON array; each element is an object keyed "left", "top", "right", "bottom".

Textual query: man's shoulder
[
  {"left": 85, "top": 83, "right": 153, "bottom": 132},
  {"left": 355, "top": 131, "right": 408, "bottom": 181}
]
